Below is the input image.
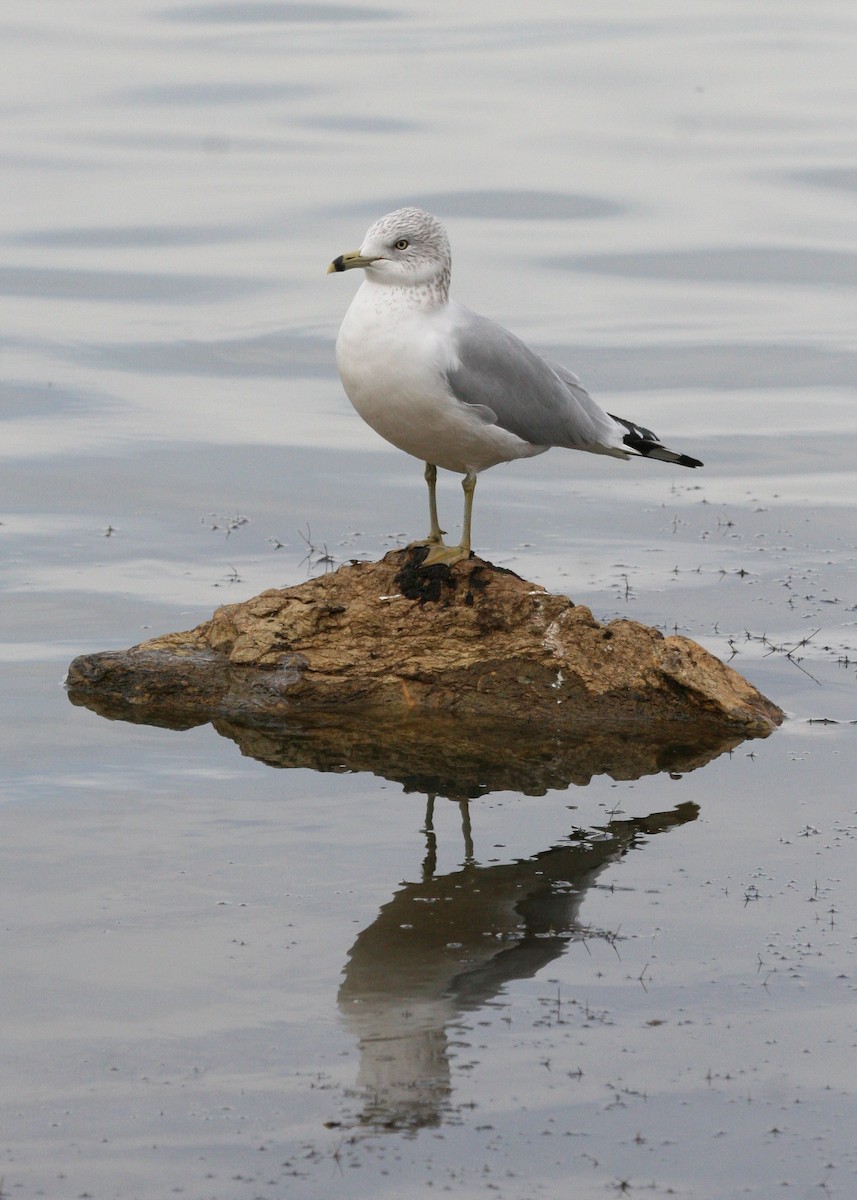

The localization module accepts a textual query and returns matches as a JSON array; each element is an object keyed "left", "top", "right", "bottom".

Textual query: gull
[{"left": 328, "top": 207, "right": 702, "bottom": 565}]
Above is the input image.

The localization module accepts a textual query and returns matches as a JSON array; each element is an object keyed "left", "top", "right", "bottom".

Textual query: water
[{"left": 2, "top": 2, "right": 857, "bottom": 1197}]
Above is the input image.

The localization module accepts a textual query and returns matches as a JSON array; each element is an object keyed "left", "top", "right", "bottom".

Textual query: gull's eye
[{"left": 394, "top": 238, "right": 409, "bottom": 250}]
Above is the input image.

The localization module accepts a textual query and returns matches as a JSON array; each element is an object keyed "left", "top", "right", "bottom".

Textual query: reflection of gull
[
  {"left": 338, "top": 800, "right": 698, "bottom": 1130},
  {"left": 328, "top": 207, "right": 702, "bottom": 564}
]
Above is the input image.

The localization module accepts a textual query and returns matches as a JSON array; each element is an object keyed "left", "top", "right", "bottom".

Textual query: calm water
[{"left": 2, "top": 2, "right": 857, "bottom": 1197}]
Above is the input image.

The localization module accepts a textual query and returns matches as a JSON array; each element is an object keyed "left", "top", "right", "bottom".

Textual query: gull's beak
[{"left": 327, "top": 249, "right": 379, "bottom": 274}]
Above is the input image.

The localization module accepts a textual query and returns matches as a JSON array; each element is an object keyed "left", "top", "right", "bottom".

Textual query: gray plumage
[{"left": 446, "top": 307, "right": 625, "bottom": 455}]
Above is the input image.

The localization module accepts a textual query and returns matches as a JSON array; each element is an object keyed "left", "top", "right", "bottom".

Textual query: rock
[{"left": 66, "top": 548, "right": 783, "bottom": 795}]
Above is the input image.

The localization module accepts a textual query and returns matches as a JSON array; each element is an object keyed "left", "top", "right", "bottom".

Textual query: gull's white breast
[{"left": 335, "top": 281, "right": 540, "bottom": 475}]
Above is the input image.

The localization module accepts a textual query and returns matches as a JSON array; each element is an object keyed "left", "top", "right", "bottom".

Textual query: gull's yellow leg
[
  {"left": 407, "top": 462, "right": 447, "bottom": 552},
  {"left": 459, "top": 469, "right": 476, "bottom": 557},
  {"left": 425, "top": 462, "right": 444, "bottom": 544},
  {"left": 418, "top": 469, "right": 476, "bottom": 566}
]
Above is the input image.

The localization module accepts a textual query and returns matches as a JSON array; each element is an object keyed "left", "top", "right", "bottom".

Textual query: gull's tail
[{"left": 608, "top": 413, "right": 703, "bottom": 469}]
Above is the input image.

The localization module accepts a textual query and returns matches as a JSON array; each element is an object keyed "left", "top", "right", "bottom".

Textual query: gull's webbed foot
[
  {"left": 406, "top": 532, "right": 445, "bottom": 551},
  {"left": 414, "top": 542, "right": 472, "bottom": 567}
]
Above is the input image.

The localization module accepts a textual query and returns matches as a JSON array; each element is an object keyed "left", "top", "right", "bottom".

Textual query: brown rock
[{"left": 66, "top": 548, "right": 783, "bottom": 794}]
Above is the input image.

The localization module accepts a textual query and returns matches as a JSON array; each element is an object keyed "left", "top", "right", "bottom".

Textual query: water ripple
[
  {"left": 0, "top": 265, "right": 269, "bottom": 302},
  {"left": 335, "top": 189, "right": 625, "bottom": 221},
  {"left": 9, "top": 223, "right": 253, "bottom": 249},
  {"left": 556, "top": 246, "right": 857, "bottom": 288},
  {"left": 160, "top": 2, "right": 396, "bottom": 23}
]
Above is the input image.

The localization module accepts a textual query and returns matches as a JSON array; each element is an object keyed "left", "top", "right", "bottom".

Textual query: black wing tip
[{"left": 608, "top": 413, "right": 702, "bottom": 469}]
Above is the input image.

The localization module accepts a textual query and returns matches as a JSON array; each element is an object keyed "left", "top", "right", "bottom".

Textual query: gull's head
[{"left": 327, "top": 207, "right": 451, "bottom": 290}]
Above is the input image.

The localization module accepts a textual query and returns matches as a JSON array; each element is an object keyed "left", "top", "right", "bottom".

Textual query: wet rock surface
[{"left": 68, "top": 548, "right": 783, "bottom": 725}]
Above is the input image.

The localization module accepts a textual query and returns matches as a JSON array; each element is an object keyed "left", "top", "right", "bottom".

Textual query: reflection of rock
[
  {"left": 67, "top": 548, "right": 782, "bottom": 741},
  {"left": 339, "top": 800, "right": 698, "bottom": 1130},
  {"left": 211, "top": 713, "right": 743, "bottom": 798},
  {"left": 68, "top": 692, "right": 753, "bottom": 799}
]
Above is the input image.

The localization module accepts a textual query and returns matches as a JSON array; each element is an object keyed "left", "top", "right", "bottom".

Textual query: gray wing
[{"left": 445, "top": 304, "right": 626, "bottom": 455}]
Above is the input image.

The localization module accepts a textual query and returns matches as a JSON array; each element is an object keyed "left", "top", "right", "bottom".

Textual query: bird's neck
[{"left": 359, "top": 273, "right": 450, "bottom": 314}]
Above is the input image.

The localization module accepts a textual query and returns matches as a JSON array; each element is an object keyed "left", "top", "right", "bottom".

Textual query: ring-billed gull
[{"left": 328, "top": 207, "right": 702, "bottom": 565}]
